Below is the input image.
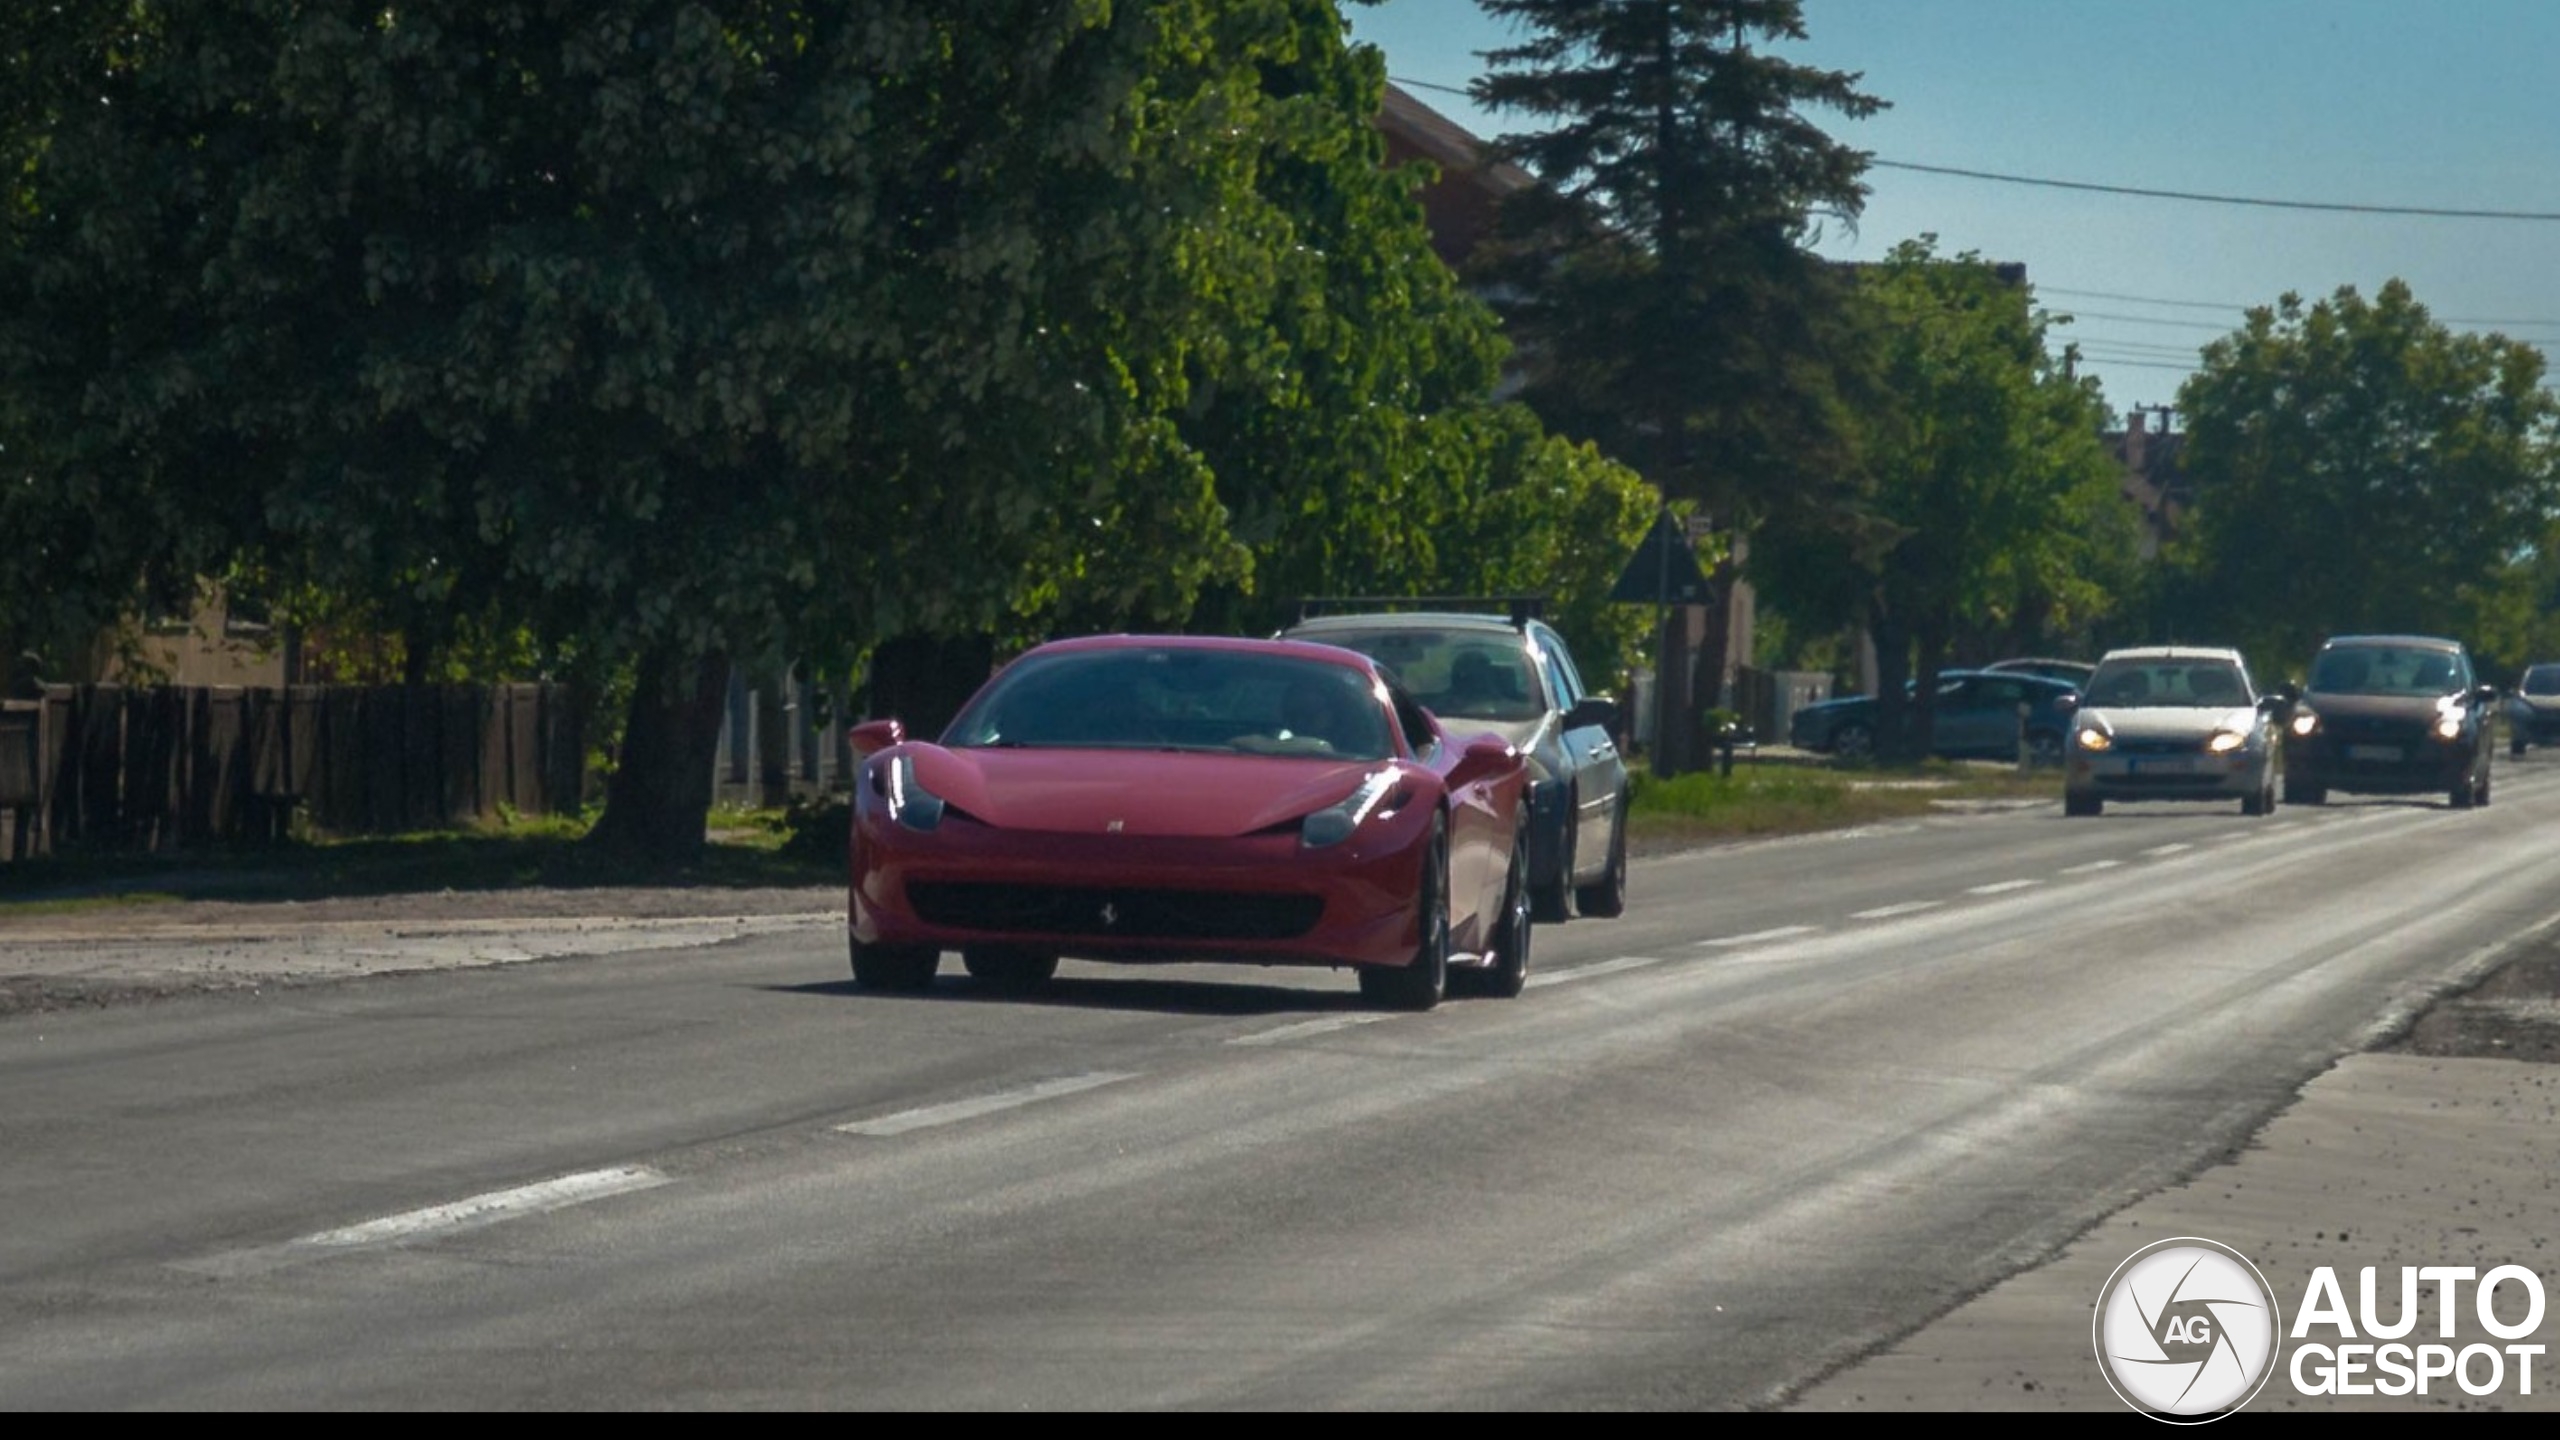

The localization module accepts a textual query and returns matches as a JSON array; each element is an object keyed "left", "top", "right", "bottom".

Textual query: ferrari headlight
[
  {"left": 2206, "top": 730, "right": 2247, "bottom": 754},
  {"left": 2074, "top": 727, "right": 2113, "bottom": 752},
  {"left": 876, "top": 754, "right": 947, "bottom": 833},
  {"left": 2290, "top": 707, "right": 2321, "bottom": 737},
  {"left": 1301, "top": 770, "right": 1396, "bottom": 849}
]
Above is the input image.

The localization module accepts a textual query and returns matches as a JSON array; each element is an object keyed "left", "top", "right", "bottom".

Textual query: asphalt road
[{"left": 6, "top": 765, "right": 2560, "bottom": 1408}]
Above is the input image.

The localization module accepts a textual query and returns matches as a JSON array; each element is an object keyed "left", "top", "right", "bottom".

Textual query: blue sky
[{"left": 1345, "top": 0, "right": 2560, "bottom": 421}]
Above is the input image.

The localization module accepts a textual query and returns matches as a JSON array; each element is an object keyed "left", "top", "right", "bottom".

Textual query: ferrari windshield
[
  {"left": 1292, "top": 627, "right": 1546, "bottom": 722},
  {"left": 2308, "top": 646, "right": 2464, "bottom": 697},
  {"left": 944, "top": 648, "right": 1395, "bottom": 760},
  {"left": 2081, "top": 659, "right": 2251, "bottom": 709}
]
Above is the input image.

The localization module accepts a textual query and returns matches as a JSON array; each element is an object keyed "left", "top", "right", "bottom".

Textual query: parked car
[
  {"left": 1280, "top": 609, "right": 1628, "bottom": 924},
  {"left": 2507, "top": 662, "right": 2560, "bottom": 757},
  {"left": 2281, "top": 634, "right": 2496, "bottom": 808},
  {"left": 846, "top": 635, "right": 1533, "bottom": 1010},
  {"left": 1787, "top": 670, "right": 2081, "bottom": 764},
  {"left": 2061, "top": 646, "right": 2283, "bottom": 817},
  {"left": 1982, "top": 656, "right": 2097, "bottom": 688}
]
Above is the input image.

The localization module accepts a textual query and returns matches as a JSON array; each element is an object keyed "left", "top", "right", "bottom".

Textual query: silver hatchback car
[{"left": 2063, "top": 646, "right": 2285, "bottom": 817}]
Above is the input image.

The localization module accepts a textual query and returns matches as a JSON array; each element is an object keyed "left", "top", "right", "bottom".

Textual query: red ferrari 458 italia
[{"left": 846, "top": 635, "right": 1533, "bottom": 1009}]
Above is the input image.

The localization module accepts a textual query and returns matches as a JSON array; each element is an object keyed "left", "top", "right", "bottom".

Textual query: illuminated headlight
[
  {"left": 2074, "top": 727, "right": 2113, "bottom": 752},
  {"left": 2435, "top": 714, "right": 2464, "bottom": 741},
  {"left": 1301, "top": 771, "right": 1397, "bottom": 849},
  {"left": 2205, "top": 730, "right": 2247, "bottom": 754},
  {"left": 873, "top": 754, "right": 947, "bottom": 833},
  {"left": 2290, "top": 707, "right": 2321, "bottom": 737}
]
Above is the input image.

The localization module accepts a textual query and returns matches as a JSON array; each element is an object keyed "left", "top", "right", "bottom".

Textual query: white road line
[
  {"left": 1524, "top": 954, "right": 1667, "bottom": 990},
  {"left": 2143, "top": 843, "right": 2194, "bottom": 857},
  {"left": 1695, "top": 925, "right": 1820, "bottom": 949},
  {"left": 2059, "top": 859, "right": 2121, "bottom": 873},
  {"left": 2207, "top": 830, "right": 2255, "bottom": 843},
  {"left": 1229, "top": 1013, "right": 1399, "bottom": 1047},
  {"left": 835, "top": 1072, "right": 1138, "bottom": 1136},
  {"left": 1851, "top": 901, "right": 1941, "bottom": 920},
  {"left": 1965, "top": 879, "right": 2042, "bottom": 896},
  {"left": 175, "top": 1165, "right": 671, "bottom": 1278}
]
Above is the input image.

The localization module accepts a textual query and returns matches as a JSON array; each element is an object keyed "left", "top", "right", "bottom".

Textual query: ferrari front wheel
[
  {"left": 1360, "top": 818, "right": 1448, "bottom": 1012},
  {"left": 850, "top": 937, "right": 940, "bottom": 992}
]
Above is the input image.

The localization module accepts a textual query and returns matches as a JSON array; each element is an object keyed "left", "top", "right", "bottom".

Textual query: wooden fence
[{"left": 0, "top": 683, "right": 584, "bottom": 863}]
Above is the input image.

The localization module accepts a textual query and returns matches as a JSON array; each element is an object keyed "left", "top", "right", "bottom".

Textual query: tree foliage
[
  {"left": 1752, "top": 239, "right": 2135, "bottom": 759},
  {"left": 2162, "top": 279, "right": 2560, "bottom": 680},
  {"left": 1467, "top": 0, "right": 1883, "bottom": 519},
  {"left": 1, "top": 1, "right": 1655, "bottom": 849}
]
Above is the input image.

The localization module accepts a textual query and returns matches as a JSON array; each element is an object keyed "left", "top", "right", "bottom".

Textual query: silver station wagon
[{"left": 2063, "top": 646, "right": 2285, "bottom": 817}]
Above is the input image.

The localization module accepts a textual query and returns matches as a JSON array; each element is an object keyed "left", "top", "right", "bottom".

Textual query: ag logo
[{"left": 2093, "top": 1236, "right": 2280, "bottom": 1421}]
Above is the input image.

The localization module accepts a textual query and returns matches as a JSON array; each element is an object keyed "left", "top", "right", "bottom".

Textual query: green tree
[
  {"left": 0, "top": 2, "right": 1332, "bottom": 858},
  {"left": 1753, "top": 240, "right": 2135, "bottom": 760},
  {"left": 1465, "top": 0, "right": 1884, "bottom": 737},
  {"left": 2164, "top": 280, "right": 2560, "bottom": 680}
]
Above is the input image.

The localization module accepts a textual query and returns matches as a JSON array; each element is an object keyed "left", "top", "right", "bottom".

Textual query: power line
[
  {"left": 2040, "top": 285, "right": 2560, "bottom": 330},
  {"left": 1386, "top": 76, "right": 2560, "bottom": 222},
  {"left": 1871, "top": 160, "right": 2560, "bottom": 222}
]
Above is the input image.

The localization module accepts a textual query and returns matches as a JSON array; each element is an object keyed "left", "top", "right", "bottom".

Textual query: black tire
[
  {"left": 2477, "top": 767, "right": 2493, "bottom": 808},
  {"left": 1574, "top": 798, "right": 1628, "bottom": 918},
  {"left": 1469, "top": 824, "right": 1533, "bottom": 1000},
  {"left": 849, "top": 937, "right": 940, "bottom": 992},
  {"left": 1832, "top": 723, "right": 1874, "bottom": 762},
  {"left": 2513, "top": 739, "right": 2528, "bottom": 760},
  {"left": 2064, "top": 791, "right": 2101, "bottom": 817},
  {"left": 1530, "top": 799, "right": 1574, "bottom": 924},
  {"left": 961, "top": 945, "right": 1059, "bottom": 992},
  {"left": 1360, "top": 819, "right": 1448, "bottom": 1012},
  {"left": 2285, "top": 777, "right": 2327, "bottom": 806},
  {"left": 2241, "top": 786, "right": 2267, "bottom": 817},
  {"left": 2450, "top": 779, "right": 2476, "bottom": 810}
]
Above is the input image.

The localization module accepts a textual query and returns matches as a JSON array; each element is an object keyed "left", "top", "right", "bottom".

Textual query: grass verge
[{"left": 1626, "top": 758, "right": 2061, "bottom": 853}]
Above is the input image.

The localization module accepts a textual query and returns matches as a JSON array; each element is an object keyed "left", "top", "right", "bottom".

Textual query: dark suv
[{"left": 2281, "top": 635, "right": 2496, "bottom": 808}]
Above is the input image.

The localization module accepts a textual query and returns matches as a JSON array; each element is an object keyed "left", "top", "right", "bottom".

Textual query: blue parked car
[{"left": 1789, "top": 669, "right": 2082, "bottom": 765}]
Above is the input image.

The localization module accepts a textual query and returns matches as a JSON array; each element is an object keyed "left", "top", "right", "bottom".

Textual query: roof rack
[{"left": 1291, "top": 595, "right": 1547, "bottom": 626}]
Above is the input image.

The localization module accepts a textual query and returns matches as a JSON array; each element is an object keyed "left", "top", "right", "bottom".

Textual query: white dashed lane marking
[
  {"left": 1695, "top": 925, "right": 1819, "bottom": 949},
  {"left": 175, "top": 1165, "right": 672, "bottom": 1278},
  {"left": 2143, "top": 843, "right": 2194, "bottom": 857},
  {"left": 1229, "top": 1014, "right": 1399, "bottom": 1047},
  {"left": 1966, "top": 879, "right": 2041, "bottom": 895},
  {"left": 1524, "top": 955, "right": 1666, "bottom": 989},
  {"left": 1851, "top": 901, "right": 1942, "bottom": 921},
  {"left": 2060, "top": 859, "right": 2122, "bottom": 874},
  {"left": 835, "top": 1072, "right": 1139, "bottom": 1136}
]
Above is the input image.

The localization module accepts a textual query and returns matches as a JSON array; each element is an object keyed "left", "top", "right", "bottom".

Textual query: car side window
[
  {"left": 1387, "top": 679, "right": 1438, "bottom": 759},
  {"left": 1530, "top": 624, "right": 1586, "bottom": 708}
]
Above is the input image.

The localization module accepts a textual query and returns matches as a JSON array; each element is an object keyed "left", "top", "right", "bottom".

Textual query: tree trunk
[
  {"left": 1870, "top": 603, "right": 1919, "bottom": 765},
  {"left": 586, "top": 648, "right": 730, "bottom": 864}
]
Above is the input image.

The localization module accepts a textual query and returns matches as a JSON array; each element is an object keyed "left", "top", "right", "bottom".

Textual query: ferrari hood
[{"left": 903, "top": 746, "right": 1387, "bottom": 838}]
